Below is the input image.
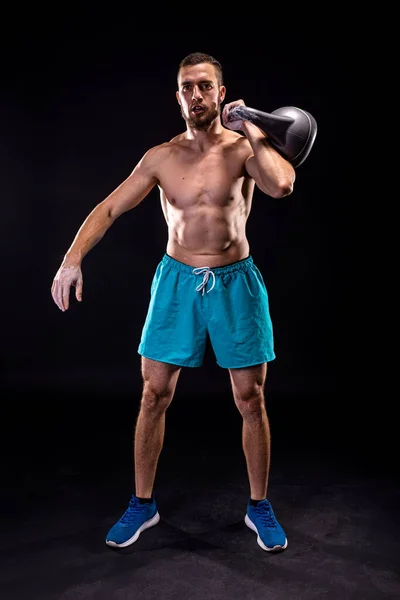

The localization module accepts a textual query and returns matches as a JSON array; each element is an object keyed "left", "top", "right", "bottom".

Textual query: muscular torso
[{"left": 155, "top": 129, "right": 255, "bottom": 268}]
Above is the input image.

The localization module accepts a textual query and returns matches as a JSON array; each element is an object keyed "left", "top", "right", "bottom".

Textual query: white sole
[
  {"left": 245, "top": 514, "right": 288, "bottom": 552},
  {"left": 106, "top": 511, "right": 160, "bottom": 548}
]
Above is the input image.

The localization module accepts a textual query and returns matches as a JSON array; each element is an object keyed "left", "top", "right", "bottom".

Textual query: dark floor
[{"left": 1, "top": 384, "right": 399, "bottom": 600}]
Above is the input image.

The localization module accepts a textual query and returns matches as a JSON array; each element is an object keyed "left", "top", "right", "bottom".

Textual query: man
[{"left": 51, "top": 52, "right": 295, "bottom": 552}]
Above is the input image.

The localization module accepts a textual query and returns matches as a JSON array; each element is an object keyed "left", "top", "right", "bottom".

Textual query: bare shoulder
[
  {"left": 136, "top": 140, "right": 179, "bottom": 173},
  {"left": 223, "top": 128, "right": 253, "bottom": 158},
  {"left": 143, "top": 133, "right": 187, "bottom": 159},
  {"left": 232, "top": 130, "right": 252, "bottom": 149},
  {"left": 140, "top": 141, "right": 172, "bottom": 162}
]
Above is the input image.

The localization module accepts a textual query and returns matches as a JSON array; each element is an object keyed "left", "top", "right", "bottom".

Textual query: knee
[
  {"left": 233, "top": 381, "right": 264, "bottom": 405},
  {"left": 141, "top": 383, "right": 174, "bottom": 413},
  {"left": 235, "top": 390, "right": 265, "bottom": 420}
]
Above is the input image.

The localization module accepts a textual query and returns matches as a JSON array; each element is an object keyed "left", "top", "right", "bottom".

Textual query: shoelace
[
  {"left": 120, "top": 498, "right": 144, "bottom": 524},
  {"left": 255, "top": 503, "right": 277, "bottom": 528}
]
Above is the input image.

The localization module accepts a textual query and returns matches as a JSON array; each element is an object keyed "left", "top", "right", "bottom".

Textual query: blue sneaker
[
  {"left": 106, "top": 494, "right": 160, "bottom": 548},
  {"left": 245, "top": 498, "right": 288, "bottom": 551}
]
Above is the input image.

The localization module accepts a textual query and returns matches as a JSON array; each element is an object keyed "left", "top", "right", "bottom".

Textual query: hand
[
  {"left": 51, "top": 263, "right": 83, "bottom": 312},
  {"left": 222, "top": 99, "right": 246, "bottom": 131}
]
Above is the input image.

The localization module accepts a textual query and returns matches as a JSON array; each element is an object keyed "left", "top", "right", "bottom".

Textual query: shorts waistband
[{"left": 161, "top": 253, "right": 254, "bottom": 275}]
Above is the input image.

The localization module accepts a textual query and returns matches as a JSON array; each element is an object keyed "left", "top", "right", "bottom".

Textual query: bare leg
[
  {"left": 242, "top": 399, "right": 271, "bottom": 499},
  {"left": 229, "top": 363, "right": 270, "bottom": 499},
  {"left": 134, "top": 357, "right": 182, "bottom": 498},
  {"left": 134, "top": 403, "right": 167, "bottom": 498}
]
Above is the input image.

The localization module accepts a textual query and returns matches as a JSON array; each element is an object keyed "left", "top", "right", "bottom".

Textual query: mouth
[{"left": 191, "top": 105, "right": 206, "bottom": 115}]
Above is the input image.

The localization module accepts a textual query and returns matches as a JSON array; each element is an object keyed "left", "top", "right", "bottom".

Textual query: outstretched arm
[{"left": 51, "top": 145, "right": 161, "bottom": 311}]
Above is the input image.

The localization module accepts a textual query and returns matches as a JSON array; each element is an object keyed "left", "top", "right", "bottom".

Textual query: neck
[{"left": 185, "top": 118, "right": 224, "bottom": 149}]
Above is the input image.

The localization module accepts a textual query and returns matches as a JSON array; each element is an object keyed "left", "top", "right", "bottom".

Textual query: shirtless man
[{"left": 51, "top": 52, "right": 295, "bottom": 553}]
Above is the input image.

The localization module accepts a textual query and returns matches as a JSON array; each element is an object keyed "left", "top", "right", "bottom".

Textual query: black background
[
  {"left": 1, "top": 12, "right": 369, "bottom": 468},
  {"left": 3, "top": 13, "right": 399, "bottom": 600}
]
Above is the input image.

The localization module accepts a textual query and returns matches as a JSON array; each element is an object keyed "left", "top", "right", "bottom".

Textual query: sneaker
[
  {"left": 245, "top": 498, "right": 288, "bottom": 551},
  {"left": 106, "top": 494, "right": 160, "bottom": 548}
]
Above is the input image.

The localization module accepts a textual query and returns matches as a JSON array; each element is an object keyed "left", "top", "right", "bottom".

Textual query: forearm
[
  {"left": 242, "top": 121, "right": 295, "bottom": 196},
  {"left": 62, "top": 203, "right": 115, "bottom": 266}
]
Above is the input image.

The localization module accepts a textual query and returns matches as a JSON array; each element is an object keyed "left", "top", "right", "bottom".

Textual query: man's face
[{"left": 176, "top": 63, "right": 226, "bottom": 131}]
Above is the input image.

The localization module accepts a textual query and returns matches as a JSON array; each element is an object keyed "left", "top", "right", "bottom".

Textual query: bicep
[
  {"left": 105, "top": 152, "right": 159, "bottom": 220},
  {"left": 245, "top": 154, "right": 259, "bottom": 182}
]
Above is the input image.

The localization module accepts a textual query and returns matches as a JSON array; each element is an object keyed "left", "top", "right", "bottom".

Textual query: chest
[{"left": 158, "top": 147, "right": 246, "bottom": 206}]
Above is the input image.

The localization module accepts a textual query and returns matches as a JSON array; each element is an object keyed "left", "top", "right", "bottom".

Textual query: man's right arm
[
  {"left": 51, "top": 145, "right": 162, "bottom": 311},
  {"left": 63, "top": 146, "right": 161, "bottom": 265}
]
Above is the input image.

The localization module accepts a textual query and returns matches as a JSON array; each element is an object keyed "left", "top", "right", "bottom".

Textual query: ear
[
  {"left": 219, "top": 85, "right": 226, "bottom": 104},
  {"left": 176, "top": 90, "right": 181, "bottom": 106}
]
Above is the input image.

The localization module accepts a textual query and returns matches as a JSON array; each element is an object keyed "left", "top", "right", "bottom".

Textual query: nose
[{"left": 192, "top": 85, "right": 203, "bottom": 101}]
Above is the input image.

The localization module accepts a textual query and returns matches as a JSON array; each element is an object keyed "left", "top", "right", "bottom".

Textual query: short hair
[{"left": 178, "top": 52, "right": 224, "bottom": 86}]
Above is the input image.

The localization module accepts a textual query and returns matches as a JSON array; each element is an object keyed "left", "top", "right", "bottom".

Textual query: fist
[{"left": 222, "top": 99, "right": 246, "bottom": 131}]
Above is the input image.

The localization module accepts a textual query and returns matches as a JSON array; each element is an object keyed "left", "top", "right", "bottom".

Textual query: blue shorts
[{"left": 138, "top": 253, "right": 276, "bottom": 369}]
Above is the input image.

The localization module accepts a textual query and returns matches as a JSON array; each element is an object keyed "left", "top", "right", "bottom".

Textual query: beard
[{"left": 181, "top": 105, "right": 220, "bottom": 131}]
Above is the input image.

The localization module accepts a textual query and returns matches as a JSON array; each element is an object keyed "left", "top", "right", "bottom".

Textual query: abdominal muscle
[{"left": 164, "top": 202, "right": 251, "bottom": 268}]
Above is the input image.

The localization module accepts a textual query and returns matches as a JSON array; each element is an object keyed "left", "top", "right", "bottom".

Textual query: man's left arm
[
  {"left": 223, "top": 100, "right": 296, "bottom": 199},
  {"left": 243, "top": 121, "right": 296, "bottom": 198}
]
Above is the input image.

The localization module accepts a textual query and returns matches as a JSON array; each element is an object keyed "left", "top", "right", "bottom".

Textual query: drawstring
[{"left": 192, "top": 267, "right": 216, "bottom": 295}]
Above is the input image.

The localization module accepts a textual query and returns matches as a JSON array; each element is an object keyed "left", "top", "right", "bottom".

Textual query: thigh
[
  {"left": 141, "top": 356, "right": 182, "bottom": 397},
  {"left": 229, "top": 362, "right": 267, "bottom": 401},
  {"left": 208, "top": 263, "right": 276, "bottom": 369}
]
